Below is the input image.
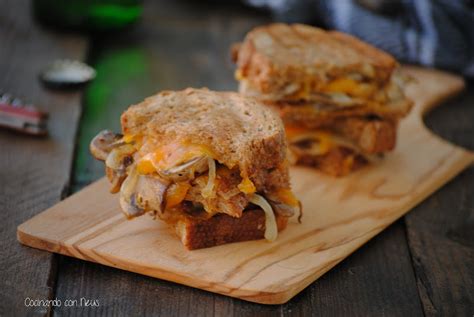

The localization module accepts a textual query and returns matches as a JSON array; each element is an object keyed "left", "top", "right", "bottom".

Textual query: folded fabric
[{"left": 245, "top": 0, "right": 474, "bottom": 77}]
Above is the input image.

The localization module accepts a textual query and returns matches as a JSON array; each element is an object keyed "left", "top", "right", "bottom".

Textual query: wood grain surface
[
  {"left": 404, "top": 88, "right": 474, "bottom": 316},
  {"left": 56, "top": 2, "right": 427, "bottom": 314},
  {"left": 17, "top": 67, "right": 473, "bottom": 305},
  {"left": 0, "top": 0, "right": 88, "bottom": 315}
]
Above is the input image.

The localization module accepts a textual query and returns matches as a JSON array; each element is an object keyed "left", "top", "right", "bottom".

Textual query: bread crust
[
  {"left": 121, "top": 88, "right": 290, "bottom": 192},
  {"left": 175, "top": 209, "right": 289, "bottom": 250},
  {"left": 234, "top": 23, "right": 397, "bottom": 95}
]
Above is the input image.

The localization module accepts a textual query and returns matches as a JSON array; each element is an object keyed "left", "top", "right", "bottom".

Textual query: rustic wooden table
[{"left": 1, "top": 1, "right": 473, "bottom": 316}]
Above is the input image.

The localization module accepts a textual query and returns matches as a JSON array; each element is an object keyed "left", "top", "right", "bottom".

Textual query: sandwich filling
[
  {"left": 237, "top": 70, "right": 412, "bottom": 118},
  {"left": 285, "top": 126, "right": 383, "bottom": 174},
  {"left": 233, "top": 24, "right": 413, "bottom": 176},
  {"left": 91, "top": 130, "right": 300, "bottom": 241},
  {"left": 233, "top": 24, "right": 405, "bottom": 105}
]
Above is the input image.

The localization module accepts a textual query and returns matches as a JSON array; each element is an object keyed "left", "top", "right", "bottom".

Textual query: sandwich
[
  {"left": 90, "top": 88, "right": 300, "bottom": 250},
  {"left": 232, "top": 23, "right": 413, "bottom": 176}
]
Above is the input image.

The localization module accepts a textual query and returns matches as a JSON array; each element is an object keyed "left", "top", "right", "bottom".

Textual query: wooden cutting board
[{"left": 17, "top": 67, "right": 473, "bottom": 304}]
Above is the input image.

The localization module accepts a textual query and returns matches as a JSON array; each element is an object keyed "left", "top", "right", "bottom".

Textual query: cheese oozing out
[
  {"left": 286, "top": 126, "right": 334, "bottom": 156},
  {"left": 124, "top": 138, "right": 259, "bottom": 211},
  {"left": 285, "top": 126, "right": 382, "bottom": 164},
  {"left": 104, "top": 134, "right": 297, "bottom": 242}
]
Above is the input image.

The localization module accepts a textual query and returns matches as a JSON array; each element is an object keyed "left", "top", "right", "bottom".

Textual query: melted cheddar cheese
[
  {"left": 275, "top": 188, "right": 299, "bottom": 207},
  {"left": 236, "top": 70, "right": 378, "bottom": 101},
  {"left": 123, "top": 134, "right": 135, "bottom": 143},
  {"left": 234, "top": 69, "right": 244, "bottom": 81},
  {"left": 165, "top": 182, "right": 191, "bottom": 208},
  {"left": 322, "top": 78, "right": 375, "bottom": 99},
  {"left": 136, "top": 141, "right": 215, "bottom": 175},
  {"left": 127, "top": 136, "right": 258, "bottom": 197},
  {"left": 285, "top": 126, "right": 334, "bottom": 155},
  {"left": 238, "top": 177, "right": 256, "bottom": 194},
  {"left": 137, "top": 159, "right": 155, "bottom": 174}
]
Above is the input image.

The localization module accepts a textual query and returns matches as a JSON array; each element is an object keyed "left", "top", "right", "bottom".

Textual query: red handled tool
[{"left": 0, "top": 93, "right": 48, "bottom": 136}]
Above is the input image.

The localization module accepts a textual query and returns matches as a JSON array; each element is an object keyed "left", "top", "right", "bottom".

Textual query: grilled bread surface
[
  {"left": 121, "top": 88, "right": 290, "bottom": 191},
  {"left": 234, "top": 23, "right": 397, "bottom": 95}
]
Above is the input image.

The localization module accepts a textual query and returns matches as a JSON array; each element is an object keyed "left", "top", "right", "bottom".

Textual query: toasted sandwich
[
  {"left": 90, "top": 88, "right": 300, "bottom": 249},
  {"left": 232, "top": 23, "right": 412, "bottom": 176}
]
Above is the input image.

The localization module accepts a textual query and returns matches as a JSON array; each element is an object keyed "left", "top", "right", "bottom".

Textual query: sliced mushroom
[
  {"left": 120, "top": 194, "right": 145, "bottom": 218},
  {"left": 135, "top": 175, "right": 170, "bottom": 217},
  {"left": 158, "top": 156, "right": 208, "bottom": 182},
  {"left": 119, "top": 166, "right": 145, "bottom": 218},
  {"left": 104, "top": 145, "right": 135, "bottom": 193},
  {"left": 106, "top": 166, "right": 127, "bottom": 193},
  {"left": 90, "top": 130, "right": 124, "bottom": 161},
  {"left": 105, "top": 144, "right": 135, "bottom": 170}
]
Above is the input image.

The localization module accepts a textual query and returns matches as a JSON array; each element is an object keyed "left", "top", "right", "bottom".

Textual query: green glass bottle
[{"left": 33, "top": 0, "right": 143, "bottom": 31}]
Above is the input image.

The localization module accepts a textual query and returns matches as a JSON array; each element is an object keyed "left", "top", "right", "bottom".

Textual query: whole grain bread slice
[
  {"left": 175, "top": 209, "right": 289, "bottom": 250},
  {"left": 233, "top": 23, "right": 397, "bottom": 95},
  {"left": 121, "top": 88, "right": 290, "bottom": 192}
]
